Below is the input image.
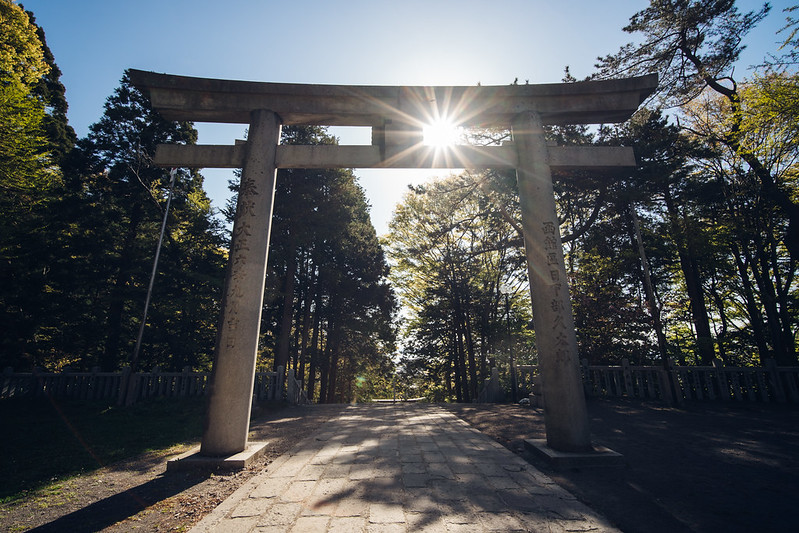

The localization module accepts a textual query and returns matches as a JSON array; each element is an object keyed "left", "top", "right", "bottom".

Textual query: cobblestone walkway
[{"left": 190, "top": 404, "right": 619, "bottom": 532}]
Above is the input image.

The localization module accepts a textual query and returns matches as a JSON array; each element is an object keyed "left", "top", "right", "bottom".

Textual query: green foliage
[
  {"left": 386, "top": 172, "right": 534, "bottom": 402},
  {"left": 61, "top": 73, "right": 225, "bottom": 371},
  {"left": 0, "top": 71, "right": 227, "bottom": 372},
  {"left": 595, "top": 0, "right": 770, "bottom": 103},
  {"left": 0, "top": 75, "right": 54, "bottom": 197},
  {"left": 0, "top": 0, "right": 55, "bottom": 200},
  {"left": 0, "top": 0, "right": 49, "bottom": 85},
  {"left": 240, "top": 125, "right": 397, "bottom": 402}
]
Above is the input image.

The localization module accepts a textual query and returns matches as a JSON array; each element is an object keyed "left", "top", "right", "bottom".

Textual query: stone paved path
[{"left": 190, "top": 404, "right": 619, "bottom": 532}]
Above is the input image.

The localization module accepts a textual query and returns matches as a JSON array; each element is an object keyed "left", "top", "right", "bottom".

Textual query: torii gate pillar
[
  {"left": 201, "top": 110, "right": 281, "bottom": 456},
  {"left": 513, "top": 111, "right": 590, "bottom": 451}
]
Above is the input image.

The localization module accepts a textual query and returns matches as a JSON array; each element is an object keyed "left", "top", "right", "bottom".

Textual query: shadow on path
[{"left": 445, "top": 399, "right": 799, "bottom": 533}]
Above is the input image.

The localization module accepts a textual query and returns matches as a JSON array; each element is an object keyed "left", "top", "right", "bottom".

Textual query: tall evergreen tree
[{"left": 232, "top": 125, "right": 397, "bottom": 402}]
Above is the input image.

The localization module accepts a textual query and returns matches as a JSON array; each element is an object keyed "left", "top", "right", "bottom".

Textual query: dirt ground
[
  {"left": 2, "top": 398, "right": 798, "bottom": 532},
  {"left": 0, "top": 403, "right": 347, "bottom": 532}
]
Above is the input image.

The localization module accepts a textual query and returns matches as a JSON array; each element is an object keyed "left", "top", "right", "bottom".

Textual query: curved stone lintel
[{"left": 129, "top": 69, "right": 657, "bottom": 127}]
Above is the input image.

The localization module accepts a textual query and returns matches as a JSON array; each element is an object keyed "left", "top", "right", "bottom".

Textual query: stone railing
[
  {"left": 515, "top": 359, "right": 799, "bottom": 405},
  {"left": 0, "top": 366, "right": 303, "bottom": 405}
]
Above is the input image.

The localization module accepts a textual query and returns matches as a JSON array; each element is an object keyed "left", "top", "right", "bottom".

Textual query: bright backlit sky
[{"left": 19, "top": 0, "right": 794, "bottom": 235}]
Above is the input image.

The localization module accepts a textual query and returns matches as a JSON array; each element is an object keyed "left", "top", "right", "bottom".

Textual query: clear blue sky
[{"left": 19, "top": 0, "right": 793, "bottom": 234}]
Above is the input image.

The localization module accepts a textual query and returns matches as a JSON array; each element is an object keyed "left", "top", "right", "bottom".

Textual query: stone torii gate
[{"left": 129, "top": 70, "right": 656, "bottom": 461}]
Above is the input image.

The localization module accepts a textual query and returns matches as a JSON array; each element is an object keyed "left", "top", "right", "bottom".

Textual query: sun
[{"left": 423, "top": 119, "right": 462, "bottom": 147}]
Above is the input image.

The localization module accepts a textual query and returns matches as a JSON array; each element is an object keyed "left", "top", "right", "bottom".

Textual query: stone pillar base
[
  {"left": 167, "top": 441, "right": 268, "bottom": 472},
  {"left": 524, "top": 439, "right": 624, "bottom": 468}
]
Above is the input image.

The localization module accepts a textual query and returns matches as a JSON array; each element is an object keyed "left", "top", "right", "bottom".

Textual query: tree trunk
[
  {"left": 306, "top": 289, "right": 322, "bottom": 401},
  {"left": 663, "top": 188, "right": 715, "bottom": 364},
  {"left": 318, "top": 327, "right": 331, "bottom": 404},
  {"left": 629, "top": 205, "right": 670, "bottom": 366},
  {"left": 450, "top": 325, "right": 464, "bottom": 403},
  {"left": 103, "top": 203, "right": 143, "bottom": 370},
  {"left": 731, "top": 241, "right": 771, "bottom": 363},
  {"left": 297, "top": 264, "right": 315, "bottom": 383},
  {"left": 753, "top": 239, "right": 792, "bottom": 365},
  {"left": 275, "top": 241, "right": 297, "bottom": 371}
]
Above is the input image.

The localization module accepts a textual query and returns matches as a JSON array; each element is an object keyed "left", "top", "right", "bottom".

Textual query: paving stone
[
  {"left": 402, "top": 489, "right": 440, "bottom": 514},
  {"left": 551, "top": 517, "right": 615, "bottom": 532},
  {"left": 477, "top": 512, "right": 527, "bottom": 531},
  {"left": 220, "top": 516, "right": 258, "bottom": 533},
  {"left": 538, "top": 495, "right": 595, "bottom": 520},
  {"left": 446, "top": 523, "right": 483, "bottom": 533},
  {"left": 312, "top": 477, "right": 350, "bottom": 497},
  {"left": 302, "top": 493, "right": 339, "bottom": 516},
  {"left": 231, "top": 498, "right": 266, "bottom": 518},
  {"left": 402, "top": 473, "right": 430, "bottom": 488},
  {"left": 453, "top": 473, "right": 481, "bottom": 484},
  {"left": 250, "top": 478, "right": 291, "bottom": 499},
  {"left": 426, "top": 462, "right": 454, "bottom": 479},
  {"left": 323, "top": 464, "right": 352, "bottom": 479},
  {"left": 485, "top": 475, "right": 522, "bottom": 491},
  {"left": 402, "top": 462, "right": 427, "bottom": 474},
  {"left": 473, "top": 462, "right": 509, "bottom": 476},
  {"left": 290, "top": 515, "right": 329, "bottom": 532},
  {"left": 296, "top": 463, "right": 327, "bottom": 480},
  {"left": 349, "top": 465, "right": 378, "bottom": 480},
  {"left": 334, "top": 494, "right": 370, "bottom": 517},
  {"left": 315, "top": 444, "right": 342, "bottom": 457},
  {"left": 190, "top": 404, "right": 621, "bottom": 533},
  {"left": 405, "top": 512, "right": 446, "bottom": 532},
  {"left": 263, "top": 453, "right": 290, "bottom": 473},
  {"left": 369, "top": 502, "right": 405, "bottom": 523},
  {"left": 270, "top": 456, "right": 311, "bottom": 478},
  {"left": 279, "top": 480, "right": 317, "bottom": 502},
  {"left": 256, "top": 502, "right": 302, "bottom": 526},
  {"left": 329, "top": 516, "right": 368, "bottom": 532},
  {"left": 253, "top": 526, "right": 286, "bottom": 533},
  {"left": 366, "top": 523, "right": 406, "bottom": 533},
  {"left": 442, "top": 508, "right": 478, "bottom": 525},
  {"left": 447, "top": 462, "right": 477, "bottom": 474},
  {"left": 496, "top": 489, "right": 542, "bottom": 513},
  {"left": 373, "top": 465, "right": 402, "bottom": 478},
  {"left": 468, "top": 490, "right": 508, "bottom": 513},
  {"left": 430, "top": 479, "right": 469, "bottom": 501}
]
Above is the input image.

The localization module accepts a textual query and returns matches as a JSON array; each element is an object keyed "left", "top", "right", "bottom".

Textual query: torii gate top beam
[
  {"left": 129, "top": 70, "right": 657, "bottom": 171},
  {"left": 129, "top": 69, "right": 657, "bottom": 129}
]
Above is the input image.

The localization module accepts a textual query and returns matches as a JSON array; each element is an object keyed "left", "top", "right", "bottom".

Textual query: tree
[
  {"left": 679, "top": 79, "right": 799, "bottom": 365},
  {"left": 232, "top": 125, "right": 397, "bottom": 402},
  {"left": 386, "top": 173, "right": 535, "bottom": 402},
  {"left": 595, "top": 1, "right": 799, "bottom": 268},
  {"left": 25, "top": 7, "right": 76, "bottom": 163},
  {"left": 0, "top": 0, "right": 55, "bottom": 199},
  {"left": 69, "top": 72, "right": 226, "bottom": 371},
  {"left": 0, "top": 71, "right": 228, "bottom": 372},
  {"left": 0, "top": 1, "right": 63, "bottom": 368}
]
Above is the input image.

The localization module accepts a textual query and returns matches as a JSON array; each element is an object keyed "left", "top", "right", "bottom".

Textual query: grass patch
[{"left": 0, "top": 396, "right": 205, "bottom": 503}]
